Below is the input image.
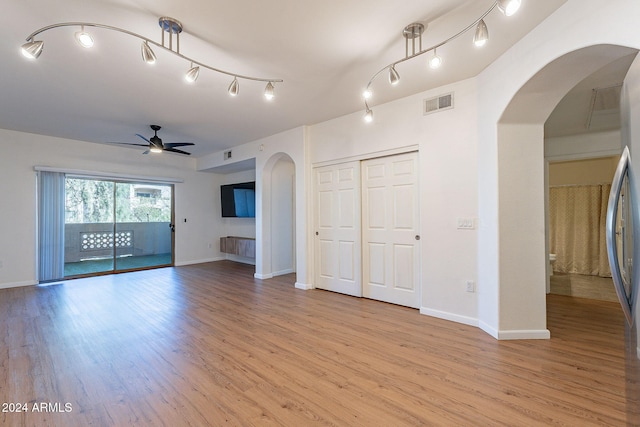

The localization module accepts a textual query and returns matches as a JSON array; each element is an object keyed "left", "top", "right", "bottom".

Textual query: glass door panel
[
  {"left": 114, "top": 182, "right": 173, "bottom": 271},
  {"left": 64, "top": 178, "right": 115, "bottom": 277},
  {"left": 63, "top": 177, "right": 173, "bottom": 278}
]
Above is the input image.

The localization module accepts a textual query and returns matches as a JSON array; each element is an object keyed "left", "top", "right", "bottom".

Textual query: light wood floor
[
  {"left": 1, "top": 261, "right": 638, "bottom": 426},
  {"left": 550, "top": 272, "right": 618, "bottom": 302}
]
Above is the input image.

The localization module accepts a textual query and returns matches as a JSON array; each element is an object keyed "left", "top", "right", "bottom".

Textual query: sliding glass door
[{"left": 63, "top": 177, "right": 173, "bottom": 278}]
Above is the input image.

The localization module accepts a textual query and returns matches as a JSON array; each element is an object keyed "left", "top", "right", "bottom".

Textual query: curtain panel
[
  {"left": 548, "top": 183, "right": 611, "bottom": 277},
  {"left": 38, "top": 171, "right": 66, "bottom": 282}
]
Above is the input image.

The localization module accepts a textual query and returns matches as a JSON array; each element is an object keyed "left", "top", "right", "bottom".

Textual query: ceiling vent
[{"left": 424, "top": 92, "right": 454, "bottom": 115}]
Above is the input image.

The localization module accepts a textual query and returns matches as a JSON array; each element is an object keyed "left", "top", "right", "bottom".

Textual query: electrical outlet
[{"left": 466, "top": 280, "right": 475, "bottom": 293}]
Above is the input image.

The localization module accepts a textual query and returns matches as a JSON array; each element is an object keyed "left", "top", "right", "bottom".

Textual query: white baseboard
[
  {"left": 254, "top": 273, "right": 273, "bottom": 280},
  {"left": 479, "top": 320, "right": 550, "bottom": 340},
  {"left": 497, "top": 329, "right": 551, "bottom": 340},
  {"left": 0, "top": 280, "right": 37, "bottom": 289},
  {"left": 174, "top": 257, "right": 222, "bottom": 267},
  {"left": 226, "top": 255, "right": 256, "bottom": 265},
  {"left": 479, "top": 321, "right": 499, "bottom": 339},
  {"left": 420, "top": 307, "right": 479, "bottom": 327},
  {"left": 295, "top": 282, "right": 314, "bottom": 290},
  {"left": 272, "top": 268, "right": 295, "bottom": 277}
]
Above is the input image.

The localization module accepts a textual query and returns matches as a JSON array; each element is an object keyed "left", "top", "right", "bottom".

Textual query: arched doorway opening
[
  {"left": 495, "top": 44, "right": 638, "bottom": 336},
  {"left": 260, "top": 153, "right": 296, "bottom": 278}
]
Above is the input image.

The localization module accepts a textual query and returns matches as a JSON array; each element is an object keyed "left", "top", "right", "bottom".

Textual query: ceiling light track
[
  {"left": 362, "top": 0, "right": 521, "bottom": 122},
  {"left": 21, "top": 17, "right": 283, "bottom": 99}
]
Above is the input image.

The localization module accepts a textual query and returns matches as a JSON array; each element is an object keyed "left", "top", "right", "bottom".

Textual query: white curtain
[{"left": 38, "top": 171, "right": 65, "bottom": 281}]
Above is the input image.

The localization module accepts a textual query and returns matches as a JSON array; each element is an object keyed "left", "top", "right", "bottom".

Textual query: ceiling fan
[{"left": 111, "top": 125, "right": 195, "bottom": 155}]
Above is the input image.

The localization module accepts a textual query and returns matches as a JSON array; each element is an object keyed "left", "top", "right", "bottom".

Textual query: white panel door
[
  {"left": 314, "top": 162, "right": 361, "bottom": 296},
  {"left": 362, "top": 152, "right": 420, "bottom": 308}
]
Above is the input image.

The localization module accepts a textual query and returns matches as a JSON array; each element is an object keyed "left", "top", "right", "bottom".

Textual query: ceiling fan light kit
[
  {"left": 21, "top": 16, "right": 283, "bottom": 100},
  {"left": 111, "top": 125, "right": 195, "bottom": 156},
  {"left": 362, "top": 0, "right": 522, "bottom": 123}
]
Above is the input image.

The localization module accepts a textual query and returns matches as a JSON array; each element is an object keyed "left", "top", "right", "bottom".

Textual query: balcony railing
[{"left": 64, "top": 222, "right": 171, "bottom": 263}]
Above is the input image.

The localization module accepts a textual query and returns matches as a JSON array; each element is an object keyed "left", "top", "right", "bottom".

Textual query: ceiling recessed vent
[
  {"left": 224, "top": 150, "right": 232, "bottom": 160},
  {"left": 424, "top": 92, "right": 454, "bottom": 115}
]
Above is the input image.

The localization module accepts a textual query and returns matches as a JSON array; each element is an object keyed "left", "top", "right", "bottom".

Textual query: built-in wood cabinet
[{"left": 220, "top": 236, "right": 256, "bottom": 259}]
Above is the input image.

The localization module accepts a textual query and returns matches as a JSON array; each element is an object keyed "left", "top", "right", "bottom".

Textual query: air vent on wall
[
  {"left": 224, "top": 150, "right": 232, "bottom": 160},
  {"left": 424, "top": 92, "right": 454, "bottom": 115}
]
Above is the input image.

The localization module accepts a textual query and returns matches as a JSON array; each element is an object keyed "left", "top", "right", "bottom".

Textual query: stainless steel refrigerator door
[{"left": 606, "top": 146, "right": 640, "bottom": 326}]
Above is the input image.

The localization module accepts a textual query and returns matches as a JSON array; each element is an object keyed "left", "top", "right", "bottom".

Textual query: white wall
[
  {"left": 545, "top": 130, "right": 622, "bottom": 161},
  {"left": 0, "top": 128, "right": 220, "bottom": 288},
  {"left": 477, "top": 0, "right": 640, "bottom": 338},
  {"left": 198, "top": 127, "right": 310, "bottom": 287},
  {"left": 270, "top": 157, "right": 295, "bottom": 276},
  {"left": 309, "top": 78, "right": 479, "bottom": 326}
]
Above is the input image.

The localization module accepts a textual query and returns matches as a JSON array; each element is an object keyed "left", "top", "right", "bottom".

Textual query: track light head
[
  {"left": 75, "top": 27, "right": 94, "bottom": 48},
  {"left": 364, "top": 109, "right": 373, "bottom": 123},
  {"left": 21, "top": 40, "right": 44, "bottom": 59},
  {"left": 264, "top": 81, "right": 275, "bottom": 100},
  {"left": 141, "top": 41, "right": 156, "bottom": 64},
  {"left": 429, "top": 50, "right": 442, "bottom": 69},
  {"left": 497, "top": 0, "right": 521, "bottom": 16},
  {"left": 474, "top": 19, "right": 489, "bottom": 47},
  {"left": 389, "top": 66, "right": 400, "bottom": 85},
  {"left": 185, "top": 64, "right": 200, "bottom": 83},
  {"left": 228, "top": 78, "right": 239, "bottom": 97}
]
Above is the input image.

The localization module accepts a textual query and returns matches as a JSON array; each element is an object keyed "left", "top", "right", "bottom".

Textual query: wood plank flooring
[{"left": 0, "top": 261, "right": 638, "bottom": 426}]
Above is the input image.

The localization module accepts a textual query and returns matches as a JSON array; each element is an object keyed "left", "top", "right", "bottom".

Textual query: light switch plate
[{"left": 457, "top": 217, "right": 475, "bottom": 229}]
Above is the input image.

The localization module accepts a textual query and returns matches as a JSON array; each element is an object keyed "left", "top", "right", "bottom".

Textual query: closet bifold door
[{"left": 606, "top": 146, "right": 639, "bottom": 326}]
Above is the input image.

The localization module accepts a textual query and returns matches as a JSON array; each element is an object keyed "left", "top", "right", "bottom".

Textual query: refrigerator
[{"left": 605, "top": 145, "right": 640, "bottom": 424}]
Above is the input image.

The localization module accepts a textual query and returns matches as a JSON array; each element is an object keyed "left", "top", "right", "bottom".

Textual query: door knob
[{"left": 415, "top": 235, "right": 420, "bottom": 240}]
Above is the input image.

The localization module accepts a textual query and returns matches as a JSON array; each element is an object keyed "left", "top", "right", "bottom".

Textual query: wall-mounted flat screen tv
[{"left": 221, "top": 181, "right": 256, "bottom": 217}]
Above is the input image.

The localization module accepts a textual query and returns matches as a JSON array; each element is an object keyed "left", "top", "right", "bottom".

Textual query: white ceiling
[{"left": 2, "top": 0, "right": 568, "bottom": 157}]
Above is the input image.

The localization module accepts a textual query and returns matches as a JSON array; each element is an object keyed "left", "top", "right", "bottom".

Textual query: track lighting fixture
[
  {"left": 264, "top": 82, "right": 275, "bottom": 100},
  {"left": 497, "top": 0, "right": 522, "bottom": 17},
  {"left": 21, "top": 40, "right": 44, "bottom": 59},
  {"left": 364, "top": 108, "right": 373, "bottom": 123},
  {"left": 389, "top": 66, "right": 400, "bottom": 85},
  {"left": 141, "top": 41, "right": 157, "bottom": 64},
  {"left": 75, "top": 26, "right": 94, "bottom": 48},
  {"left": 429, "top": 49, "right": 442, "bottom": 69},
  {"left": 362, "top": 0, "right": 522, "bottom": 123},
  {"left": 20, "top": 16, "right": 283, "bottom": 99},
  {"left": 473, "top": 20, "right": 489, "bottom": 47},
  {"left": 228, "top": 77, "right": 239, "bottom": 97},
  {"left": 185, "top": 63, "right": 200, "bottom": 83}
]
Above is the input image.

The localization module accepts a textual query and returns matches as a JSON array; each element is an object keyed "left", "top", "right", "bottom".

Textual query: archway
[
  {"left": 259, "top": 153, "right": 296, "bottom": 278},
  {"left": 493, "top": 44, "right": 638, "bottom": 337}
]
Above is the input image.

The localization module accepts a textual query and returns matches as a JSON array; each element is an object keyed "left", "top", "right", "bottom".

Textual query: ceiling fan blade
[
  {"left": 136, "top": 133, "right": 151, "bottom": 143},
  {"left": 108, "top": 142, "right": 150, "bottom": 147},
  {"left": 164, "top": 142, "right": 195, "bottom": 148},
  {"left": 164, "top": 147, "right": 191, "bottom": 155}
]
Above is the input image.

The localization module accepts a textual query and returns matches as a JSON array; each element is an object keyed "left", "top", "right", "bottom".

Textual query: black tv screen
[{"left": 221, "top": 182, "right": 256, "bottom": 217}]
